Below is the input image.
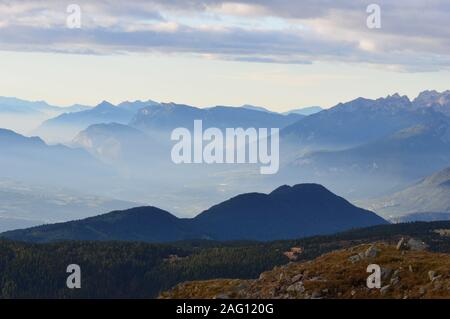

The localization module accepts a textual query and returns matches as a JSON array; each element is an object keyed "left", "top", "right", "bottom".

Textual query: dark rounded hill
[
  {"left": 192, "top": 184, "right": 388, "bottom": 241},
  {"left": 1, "top": 184, "right": 387, "bottom": 243}
]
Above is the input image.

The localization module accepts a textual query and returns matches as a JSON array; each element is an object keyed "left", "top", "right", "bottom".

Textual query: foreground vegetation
[
  {"left": 0, "top": 221, "right": 449, "bottom": 298},
  {"left": 162, "top": 244, "right": 450, "bottom": 299}
]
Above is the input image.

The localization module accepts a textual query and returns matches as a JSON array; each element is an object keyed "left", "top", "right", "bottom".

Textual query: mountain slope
[
  {"left": 1, "top": 207, "right": 197, "bottom": 243},
  {"left": 413, "top": 90, "right": 450, "bottom": 116},
  {"left": 0, "top": 128, "right": 113, "bottom": 190},
  {"left": 72, "top": 123, "right": 164, "bottom": 164},
  {"left": 361, "top": 166, "right": 450, "bottom": 220},
  {"left": 1, "top": 184, "right": 387, "bottom": 243},
  {"left": 193, "top": 184, "right": 388, "bottom": 241},
  {"left": 281, "top": 116, "right": 450, "bottom": 199}
]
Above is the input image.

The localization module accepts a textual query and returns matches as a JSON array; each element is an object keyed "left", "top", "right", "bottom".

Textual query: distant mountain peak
[
  {"left": 414, "top": 90, "right": 450, "bottom": 108},
  {"left": 95, "top": 101, "right": 116, "bottom": 109},
  {"left": 380, "top": 93, "right": 411, "bottom": 104}
]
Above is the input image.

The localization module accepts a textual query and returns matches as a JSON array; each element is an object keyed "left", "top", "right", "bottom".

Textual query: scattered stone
[
  {"left": 364, "top": 245, "right": 380, "bottom": 258},
  {"left": 407, "top": 238, "right": 429, "bottom": 251},
  {"left": 309, "top": 276, "right": 325, "bottom": 282},
  {"left": 348, "top": 255, "right": 361, "bottom": 263},
  {"left": 390, "top": 277, "right": 400, "bottom": 286},
  {"left": 380, "top": 285, "right": 391, "bottom": 295},
  {"left": 286, "top": 282, "right": 305, "bottom": 293},
  {"left": 419, "top": 287, "right": 426, "bottom": 295},
  {"left": 396, "top": 238, "right": 406, "bottom": 250},
  {"left": 428, "top": 270, "right": 442, "bottom": 282},
  {"left": 259, "top": 273, "right": 268, "bottom": 280},
  {"left": 215, "top": 293, "right": 230, "bottom": 299},
  {"left": 428, "top": 271, "right": 436, "bottom": 282},
  {"left": 311, "top": 290, "right": 322, "bottom": 299},
  {"left": 409, "top": 265, "right": 414, "bottom": 273},
  {"left": 381, "top": 268, "right": 393, "bottom": 280},
  {"left": 291, "top": 274, "right": 303, "bottom": 284}
]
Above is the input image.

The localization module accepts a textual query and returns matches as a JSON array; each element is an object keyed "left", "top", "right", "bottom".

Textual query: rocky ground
[{"left": 160, "top": 241, "right": 450, "bottom": 299}]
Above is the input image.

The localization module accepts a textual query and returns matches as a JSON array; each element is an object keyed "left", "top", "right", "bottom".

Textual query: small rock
[
  {"left": 381, "top": 268, "right": 392, "bottom": 279},
  {"left": 309, "top": 276, "right": 325, "bottom": 282},
  {"left": 407, "top": 238, "right": 428, "bottom": 251},
  {"left": 364, "top": 245, "right": 380, "bottom": 258},
  {"left": 380, "top": 285, "right": 391, "bottom": 295},
  {"left": 215, "top": 293, "right": 230, "bottom": 299},
  {"left": 390, "top": 277, "right": 400, "bottom": 286},
  {"left": 259, "top": 273, "right": 268, "bottom": 280},
  {"left": 348, "top": 255, "right": 361, "bottom": 263},
  {"left": 408, "top": 265, "right": 414, "bottom": 272},
  {"left": 286, "top": 282, "right": 305, "bottom": 293},
  {"left": 351, "top": 290, "right": 356, "bottom": 296},
  {"left": 396, "top": 238, "right": 406, "bottom": 250},
  {"left": 428, "top": 271, "right": 436, "bottom": 282},
  {"left": 291, "top": 274, "right": 303, "bottom": 284},
  {"left": 311, "top": 290, "right": 322, "bottom": 299},
  {"left": 419, "top": 287, "right": 426, "bottom": 295}
]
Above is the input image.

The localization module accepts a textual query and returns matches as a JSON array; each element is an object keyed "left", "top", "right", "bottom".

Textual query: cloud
[{"left": 0, "top": 0, "right": 449, "bottom": 71}]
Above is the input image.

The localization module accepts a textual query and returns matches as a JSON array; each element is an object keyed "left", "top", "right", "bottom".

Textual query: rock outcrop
[{"left": 160, "top": 244, "right": 450, "bottom": 299}]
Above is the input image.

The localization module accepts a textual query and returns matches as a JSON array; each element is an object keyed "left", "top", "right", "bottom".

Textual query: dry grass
[{"left": 160, "top": 243, "right": 450, "bottom": 299}]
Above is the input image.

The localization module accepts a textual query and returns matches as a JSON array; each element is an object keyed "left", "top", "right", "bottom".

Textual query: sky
[{"left": 0, "top": 0, "right": 450, "bottom": 111}]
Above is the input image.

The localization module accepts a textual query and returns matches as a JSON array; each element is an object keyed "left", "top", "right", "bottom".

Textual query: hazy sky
[{"left": 1, "top": 0, "right": 450, "bottom": 111}]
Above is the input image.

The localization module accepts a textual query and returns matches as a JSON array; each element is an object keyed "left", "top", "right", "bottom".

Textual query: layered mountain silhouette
[
  {"left": 283, "top": 106, "right": 323, "bottom": 116},
  {"left": 34, "top": 101, "right": 145, "bottom": 143},
  {"left": 0, "top": 96, "right": 88, "bottom": 116},
  {"left": 72, "top": 123, "right": 165, "bottom": 165},
  {"left": 130, "top": 102, "right": 303, "bottom": 134},
  {"left": 0, "top": 96, "right": 89, "bottom": 134},
  {"left": 0, "top": 128, "right": 113, "bottom": 189},
  {"left": 284, "top": 116, "right": 450, "bottom": 198},
  {"left": 281, "top": 93, "right": 447, "bottom": 151},
  {"left": 0, "top": 184, "right": 387, "bottom": 243}
]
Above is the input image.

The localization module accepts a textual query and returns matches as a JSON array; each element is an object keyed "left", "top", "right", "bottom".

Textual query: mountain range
[
  {"left": 0, "top": 183, "right": 387, "bottom": 243},
  {"left": 281, "top": 93, "right": 447, "bottom": 152},
  {"left": 34, "top": 101, "right": 155, "bottom": 143},
  {"left": 1, "top": 90, "right": 450, "bottom": 227},
  {"left": 0, "top": 128, "right": 116, "bottom": 192},
  {"left": 0, "top": 97, "right": 89, "bottom": 134}
]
